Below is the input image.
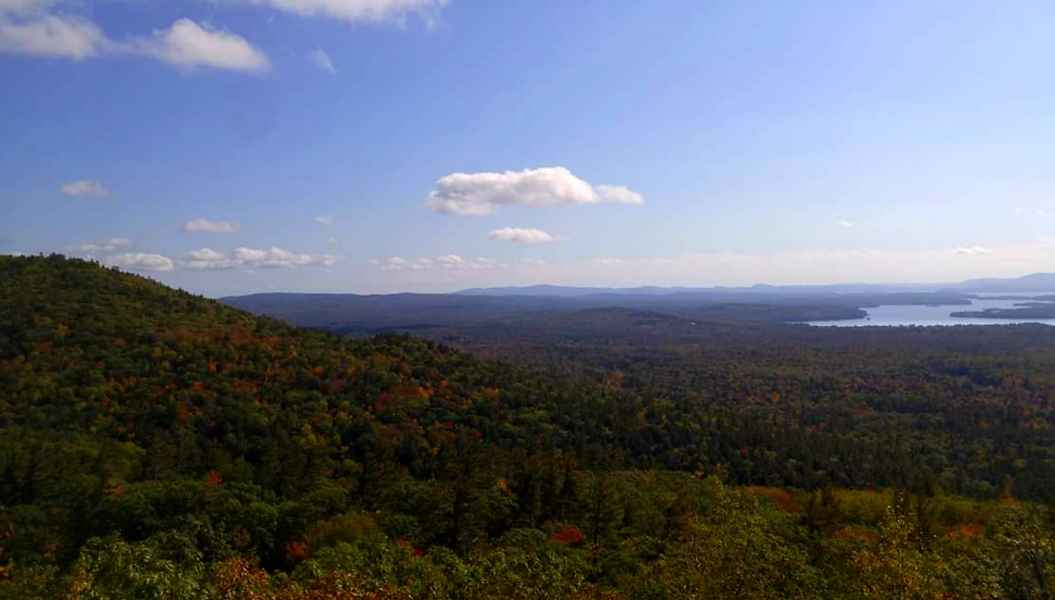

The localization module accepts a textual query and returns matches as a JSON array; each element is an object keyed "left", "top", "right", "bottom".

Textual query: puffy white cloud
[
  {"left": 183, "top": 246, "right": 337, "bottom": 269},
  {"left": 1, "top": 12, "right": 269, "bottom": 74},
  {"left": 233, "top": 0, "right": 445, "bottom": 24},
  {"left": 425, "top": 167, "right": 645, "bottom": 216},
  {"left": 184, "top": 218, "right": 240, "bottom": 233},
  {"left": 106, "top": 253, "right": 175, "bottom": 272},
  {"left": 307, "top": 48, "right": 335, "bottom": 74},
  {"left": 183, "top": 247, "right": 241, "bottom": 270},
  {"left": 314, "top": 215, "right": 334, "bottom": 226},
  {"left": 132, "top": 19, "right": 270, "bottom": 73},
  {"left": 0, "top": 13, "right": 107, "bottom": 59},
  {"left": 488, "top": 227, "right": 555, "bottom": 244},
  {"left": 954, "top": 246, "right": 993, "bottom": 256},
  {"left": 78, "top": 237, "right": 131, "bottom": 253},
  {"left": 61, "top": 179, "right": 109, "bottom": 197}
]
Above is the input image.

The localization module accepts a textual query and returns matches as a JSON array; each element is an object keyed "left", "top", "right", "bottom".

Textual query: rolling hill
[{"left": 3, "top": 255, "right": 1055, "bottom": 598}]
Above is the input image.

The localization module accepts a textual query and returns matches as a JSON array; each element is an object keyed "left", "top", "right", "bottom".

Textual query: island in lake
[{"left": 952, "top": 300, "right": 1055, "bottom": 319}]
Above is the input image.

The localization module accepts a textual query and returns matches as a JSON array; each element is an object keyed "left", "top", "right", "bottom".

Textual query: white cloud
[
  {"left": 594, "top": 185, "right": 644, "bottom": 205},
  {"left": 435, "top": 254, "right": 464, "bottom": 266},
  {"left": 0, "top": 0, "right": 57, "bottom": 15},
  {"left": 0, "top": 11, "right": 269, "bottom": 74},
  {"left": 233, "top": 246, "right": 337, "bottom": 268},
  {"left": 183, "top": 246, "right": 337, "bottom": 269},
  {"left": 954, "top": 246, "right": 993, "bottom": 256},
  {"left": 377, "top": 254, "right": 502, "bottom": 272},
  {"left": 132, "top": 19, "right": 270, "bottom": 73},
  {"left": 61, "top": 179, "right": 109, "bottom": 197},
  {"left": 106, "top": 253, "right": 175, "bottom": 272},
  {"left": 378, "top": 256, "right": 409, "bottom": 271},
  {"left": 307, "top": 47, "right": 335, "bottom": 73},
  {"left": 838, "top": 219, "right": 854, "bottom": 228},
  {"left": 183, "top": 247, "right": 241, "bottom": 270},
  {"left": 425, "top": 166, "right": 645, "bottom": 216},
  {"left": 314, "top": 215, "right": 334, "bottom": 226},
  {"left": 0, "top": 13, "right": 107, "bottom": 59},
  {"left": 489, "top": 227, "right": 556, "bottom": 244},
  {"left": 188, "top": 248, "right": 225, "bottom": 261},
  {"left": 521, "top": 258, "right": 546, "bottom": 266},
  {"left": 364, "top": 241, "right": 1055, "bottom": 292},
  {"left": 184, "top": 218, "right": 240, "bottom": 233},
  {"left": 232, "top": 0, "right": 445, "bottom": 24},
  {"left": 78, "top": 237, "right": 131, "bottom": 253}
]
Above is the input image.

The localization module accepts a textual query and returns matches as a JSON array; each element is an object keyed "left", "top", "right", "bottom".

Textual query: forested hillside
[{"left": 2, "top": 255, "right": 1055, "bottom": 598}]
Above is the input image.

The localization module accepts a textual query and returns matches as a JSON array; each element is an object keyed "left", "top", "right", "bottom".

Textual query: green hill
[{"left": 1, "top": 255, "right": 1054, "bottom": 599}]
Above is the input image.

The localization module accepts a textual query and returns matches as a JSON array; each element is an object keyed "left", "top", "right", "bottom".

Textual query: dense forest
[
  {"left": 2, "top": 255, "right": 1055, "bottom": 598},
  {"left": 418, "top": 310, "right": 1055, "bottom": 502}
]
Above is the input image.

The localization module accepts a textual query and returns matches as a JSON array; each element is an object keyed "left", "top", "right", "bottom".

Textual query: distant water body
[{"left": 807, "top": 296, "right": 1055, "bottom": 327}]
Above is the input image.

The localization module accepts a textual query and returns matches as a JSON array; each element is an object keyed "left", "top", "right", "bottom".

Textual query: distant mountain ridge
[
  {"left": 220, "top": 273, "right": 1055, "bottom": 334},
  {"left": 956, "top": 273, "right": 1055, "bottom": 293},
  {"left": 455, "top": 283, "right": 934, "bottom": 297},
  {"left": 460, "top": 273, "right": 1055, "bottom": 297}
]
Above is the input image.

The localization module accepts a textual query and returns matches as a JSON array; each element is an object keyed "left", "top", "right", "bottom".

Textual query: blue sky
[{"left": 2, "top": 0, "right": 1054, "bottom": 295}]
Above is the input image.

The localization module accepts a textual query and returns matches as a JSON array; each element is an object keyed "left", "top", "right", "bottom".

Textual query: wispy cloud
[
  {"left": 77, "top": 237, "right": 131, "bottom": 253},
  {"left": 0, "top": 0, "right": 59, "bottom": 15},
  {"left": 375, "top": 254, "right": 501, "bottom": 271},
  {"left": 230, "top": 0, "right": 446, "bottom": 24},
  {"left": 954, "top": 246, "right": 993, "bottom": 256},
  {"left": 314, "top": 215, "right": 334, "bottom": 226},
  {"left": 184, "top": 246, "right": 337, "bottom": 269},
  {"left": 489, "top": 227, "right": 556, "bottom": 244},
  {"left": 426, "top": 166, "right": 644, "bottom": 216},
  {"left": 358, "top": 241, "right": 1055, "bottom": 292},
  {"left": 61, "top": 179, "right": 109, "bottom": 197},
  {"left": 307, "top": 47, "right": 335, "bottom": 74},
  {"left": 838, "top": 219, "right": 854, "bottom": 228},
  {"left": 594, "top": 185, "right": 644, "bottom": 205},
  {"left": 0, "top": 13, "right": 108, "bottom": 59},
  {"left": 184, "top": 218, "right": 240, "bottom": 233}
]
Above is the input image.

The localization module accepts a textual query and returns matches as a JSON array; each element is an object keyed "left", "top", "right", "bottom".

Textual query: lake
[{"left": 807, "top": 297, "right": 1055, "bottom": 327}]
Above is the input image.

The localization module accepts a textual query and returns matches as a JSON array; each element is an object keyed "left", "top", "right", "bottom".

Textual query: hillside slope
[
  {"left": 0, "top": 256, "right": 630, "bottom": 595},
  {"left": 3, "top": 256, "right": 1055, "bottom": 599}
]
